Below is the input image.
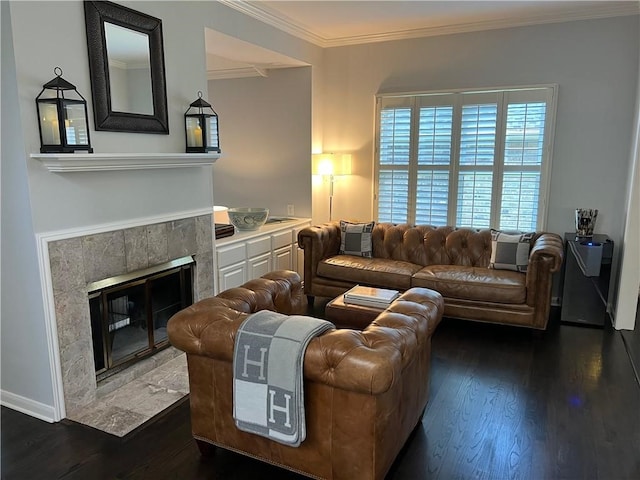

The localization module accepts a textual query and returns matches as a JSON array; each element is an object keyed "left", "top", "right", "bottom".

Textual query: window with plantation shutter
[
  {"left": 378, "top": 104, "right": 411, "bottom": 223},
  {"left": 374, "top": 86, "right": 556, "bottom": 230}
]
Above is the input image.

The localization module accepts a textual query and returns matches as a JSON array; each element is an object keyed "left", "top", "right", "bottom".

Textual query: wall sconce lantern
[
  {"left": 184, "top": 91, "right": 220, "bottom": 153},
  {"left": 36, "top": 67, "right": 92, "bottom": 154},
  {"left": 312, "top": 152, "right": 352, "bottom": 221}
]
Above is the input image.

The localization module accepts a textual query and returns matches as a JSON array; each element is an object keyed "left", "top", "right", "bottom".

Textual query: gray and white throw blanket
[{"left": 233, "top": 310, "right": 334, "bottom": 447}]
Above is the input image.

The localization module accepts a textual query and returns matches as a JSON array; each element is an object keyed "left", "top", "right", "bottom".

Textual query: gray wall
[
  {"left": 2, "top": 0, "right": 321, "bottom": 418},
  {"left": 321, "top": 17, "right": 639, "bottom": 242},
  {"left": 9, "top": 0, "right": 213, "bottom": 233},
  {"left": 1, "top": 1, "right": 54, "bottom": 414},
  {"left": 209, "top": 67, "right": 312, "bottom": 217},
  {"left": 8, "top": 1, "right": 321, "bottom": 233},
  {"left": 319, "top": 16, "right": 639, "bottom": 306}
]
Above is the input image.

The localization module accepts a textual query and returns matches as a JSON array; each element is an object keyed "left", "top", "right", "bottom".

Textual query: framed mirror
[{"left": 84, "top": 1, "right": 169, "bottom": 134}]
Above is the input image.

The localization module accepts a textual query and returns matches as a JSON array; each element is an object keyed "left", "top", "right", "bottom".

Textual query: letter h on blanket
[{"left": 233, "top": 310, "right": 334, "bottom": 447}]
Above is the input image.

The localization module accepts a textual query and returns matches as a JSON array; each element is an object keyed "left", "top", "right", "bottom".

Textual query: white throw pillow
[
  {"left": 489, "top": 229, "right": 534, "bottom": 272},
  {"left": 339, "top": 220, "right": 375, "bottom": 258}
]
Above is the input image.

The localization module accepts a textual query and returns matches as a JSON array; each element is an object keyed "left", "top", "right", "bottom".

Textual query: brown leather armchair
[{"left": 167, "top": 270, "right": 444, "bottom": 480}]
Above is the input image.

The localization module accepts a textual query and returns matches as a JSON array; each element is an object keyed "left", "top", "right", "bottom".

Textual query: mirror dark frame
[{"left": 84, "top": 1, "right": 169, "bottom": 134}]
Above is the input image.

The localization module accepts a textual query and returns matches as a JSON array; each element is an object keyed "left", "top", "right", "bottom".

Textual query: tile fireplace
[{"left": 47, "top": 213, "right": 213, "bottom": 416}]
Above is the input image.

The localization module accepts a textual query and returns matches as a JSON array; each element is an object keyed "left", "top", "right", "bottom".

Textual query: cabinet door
[
  {"left": 218, "top": 262, "right": 247, "bottom": 291},
  {"left": 272, "top": 230, "right": 291, "bottom": 250},
  {"left": 247, "top": 236, "right": 270, "bottom": 258},
  {"left": 273, "top": 245, "right": 293, "bottom": 271},
  {"left": 248, "top": 252, "right": 271, "bottom": 280},
  {"left": 217, "top": 243, "right": 246, "bottom": 269}
]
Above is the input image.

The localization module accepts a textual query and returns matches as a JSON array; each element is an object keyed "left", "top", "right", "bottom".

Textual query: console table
[{"left": 561, "top": 233, "right": 614, "bottom": 327}]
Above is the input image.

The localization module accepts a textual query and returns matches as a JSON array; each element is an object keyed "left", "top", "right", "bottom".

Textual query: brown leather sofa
[
  {"left": 167, "top": 270, "right": 444, "bottom": 480},
  {"left": 298, "top": 223, "right": 564, "bottom": 330}
]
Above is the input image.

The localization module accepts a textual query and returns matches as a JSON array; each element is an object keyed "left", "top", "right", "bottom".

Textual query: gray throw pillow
[
  {"left": 489, "top": 229, "right": 534, "bottom": 272},
  {"left": 339, "top": 220, "right": 375, "bottom": 258}
]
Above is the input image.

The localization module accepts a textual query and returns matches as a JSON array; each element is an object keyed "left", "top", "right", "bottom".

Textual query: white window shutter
[{"left": 375, "top": 86, "right": 556, "bottom": 230}]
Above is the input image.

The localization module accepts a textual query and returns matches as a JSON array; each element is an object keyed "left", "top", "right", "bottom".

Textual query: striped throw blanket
[{"left": 233, "top": 310, "right": 334, "bottom": 447}]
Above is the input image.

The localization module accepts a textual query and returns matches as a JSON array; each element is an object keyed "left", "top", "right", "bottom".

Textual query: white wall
[
  {"left": 614, "top": 58, "right": 640, "bottom": 330},
  {"left": 209, "top": 67, "right": 313, "bottom": 218}
]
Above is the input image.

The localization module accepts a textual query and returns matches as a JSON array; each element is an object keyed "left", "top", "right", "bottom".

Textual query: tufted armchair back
[
  {"left": 373, "top": 223, "right": 500, "bottom": 268},
  {"left": 167, "top": 270, "right": 444, "bottom": 480},
  {"left": 192, "top": 271, "right": 306, "bottom": 316}
]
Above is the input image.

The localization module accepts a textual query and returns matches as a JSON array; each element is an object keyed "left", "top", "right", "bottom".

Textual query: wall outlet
[
  {"left": 551, "top": 296, "right": 562, "bottom": 306},
  {"left": 287, "top": 204, "right": 295, "bottom": 216}
]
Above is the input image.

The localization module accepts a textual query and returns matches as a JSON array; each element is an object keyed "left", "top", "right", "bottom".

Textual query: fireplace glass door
[{"left": 89, "top": 257, "right": 193, "bottom": 380}]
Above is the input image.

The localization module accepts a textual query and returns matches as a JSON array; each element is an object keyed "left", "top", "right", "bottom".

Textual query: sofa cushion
[
  {"left": 411, "top": 265, "right": 526, "bottom": 304},
  {"left": 339, "top": 220, "right": 375, "bottom": 257},
  {"left": 489, "top": 229, "right": 534, "bottom": 272},
  {"left": 318, "top": 255, "right": 421, "bottom": 290}
]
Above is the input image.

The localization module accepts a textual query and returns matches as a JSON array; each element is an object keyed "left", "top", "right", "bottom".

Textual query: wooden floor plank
[{"left": 2, "top": 312, "right": 640, "bottom": 480}]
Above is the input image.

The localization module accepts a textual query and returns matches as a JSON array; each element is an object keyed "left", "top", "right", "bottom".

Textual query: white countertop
[{"left": 215, "top": 217, "right": 311, "bottom": 246}]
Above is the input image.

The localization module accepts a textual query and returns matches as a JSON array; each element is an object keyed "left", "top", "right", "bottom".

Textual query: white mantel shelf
[{"left": 31, "top": 152, "right": 221, "bottom": 172}]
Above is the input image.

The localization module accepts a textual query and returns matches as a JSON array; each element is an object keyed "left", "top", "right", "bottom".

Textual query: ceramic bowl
[{"left": 227, "top": 207, "right": 269, "bottom": 231}]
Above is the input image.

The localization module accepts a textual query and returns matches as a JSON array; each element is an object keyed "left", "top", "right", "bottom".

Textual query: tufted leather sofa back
[{"left": 372, "top": 223, "right": 498, "bottom": 267}]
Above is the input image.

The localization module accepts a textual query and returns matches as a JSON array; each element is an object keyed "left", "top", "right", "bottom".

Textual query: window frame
[{"left": 373, "top": 85, "right": 558, "bottom": 230}]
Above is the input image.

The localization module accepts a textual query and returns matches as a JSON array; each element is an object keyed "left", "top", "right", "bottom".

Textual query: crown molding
[
  {"left": 207, "top": 66, "right": 269, "bottom": 80},
  {"left": 218, "top": 0, "right": 325, "bottom": 46},
  {"left": 219, "top": 0, "right": 639, "bottom": 48}
]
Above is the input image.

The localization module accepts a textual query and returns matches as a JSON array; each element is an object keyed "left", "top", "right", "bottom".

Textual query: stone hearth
[
  {"left": 48, "top": 213, "right": 213, "bottom": 417},
  {"left": 68, "top": 353, "right": 189, "bottom": 437}
]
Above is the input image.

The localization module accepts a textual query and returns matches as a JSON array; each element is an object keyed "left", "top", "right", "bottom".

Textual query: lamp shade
[
  {"left": 334, "top": 154, "right": 352, "bottom": 176},
  {"left": 213, "top": 205, "right": 230, "bottom": 224},
  {"left": 312, "top": 153, "right": 352, "bottom": 176},
  {"left": 312, "top": 153, "right": 334, "bottom": 175}
]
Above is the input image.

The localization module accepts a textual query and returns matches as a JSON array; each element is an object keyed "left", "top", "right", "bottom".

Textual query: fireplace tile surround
[{"left": 48, "top": 213, "right": 213, "bottom": 416}]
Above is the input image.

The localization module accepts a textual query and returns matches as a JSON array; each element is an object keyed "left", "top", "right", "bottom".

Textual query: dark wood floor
[{"left": 3, "top": 307, "right": 640, "bottom": 480}]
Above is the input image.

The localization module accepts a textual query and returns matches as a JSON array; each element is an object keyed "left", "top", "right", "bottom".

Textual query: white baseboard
[{"left": 1, "top": 389, "right": 57, "bottom": 423}]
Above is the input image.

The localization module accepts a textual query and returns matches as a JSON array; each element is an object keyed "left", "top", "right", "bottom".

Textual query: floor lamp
[{"left": 312, "top": 153, "right": 352, "bottom": 221}]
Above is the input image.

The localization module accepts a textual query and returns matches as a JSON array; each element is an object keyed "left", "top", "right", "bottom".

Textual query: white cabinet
[
  {"left": 214, "top": 218, "right": 311, "bottom": 293},
  {"left": 271, "top": 230, "right": 291, "bottom": 250},
  {"left": 216, "top": 243, "right": 247, "bottom": 290},
  {"left": 273, "top": 245, "right": 293, "bottom": 271},
  {"left": 218, "top": 262, "right": 247, "bottom": 291},
  {"left": 248, "top": 252, "right": 271, "bottom": 279},
  {"left": 246, "top": 236, "right": 272, "bottom": 279}
]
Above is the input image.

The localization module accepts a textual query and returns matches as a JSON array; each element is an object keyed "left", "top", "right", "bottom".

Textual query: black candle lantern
[
  {"left": 35, "top": 67, "right": 92, "bottom": 154},
  {"left": 184, "top": 91, "right": 220, "bottom": 153}
]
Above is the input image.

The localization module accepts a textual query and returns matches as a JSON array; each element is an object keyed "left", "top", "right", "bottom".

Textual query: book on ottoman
[{"left": 343, "top": 285, "right": 400, "bottom": 308}]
